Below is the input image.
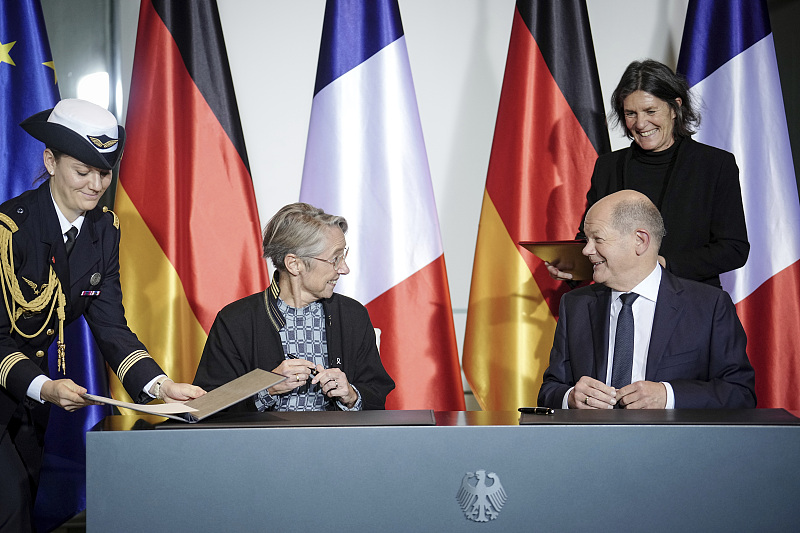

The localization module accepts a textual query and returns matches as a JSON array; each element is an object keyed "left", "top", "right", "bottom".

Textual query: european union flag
[
  {"left": 0, "top": 0, "right": 59, "bottom": 200},
  {"left": 1, "top": 1, "right": 111, "bottom": 530}
]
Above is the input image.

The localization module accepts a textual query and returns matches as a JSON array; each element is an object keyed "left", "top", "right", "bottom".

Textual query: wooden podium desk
[{"left": 86, "top": 409, "right": 800, "bottom": 531}]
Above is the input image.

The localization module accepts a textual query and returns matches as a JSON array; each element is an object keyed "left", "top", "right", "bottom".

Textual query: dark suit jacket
[
  {"left": 193, "top": 291, "right": 395, "bottom": 410},
  {"left": 0, "top": 181, "right": 163, "bottom": 433},
  {"left": 538, "top": 269, "right": 756, "bottom": 409},
  {"left": 581, "top": 137, "right": 749, "bottom": 288}
]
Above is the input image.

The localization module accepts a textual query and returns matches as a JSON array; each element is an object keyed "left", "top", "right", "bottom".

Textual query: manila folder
[{"left": 85, "top": 368, "right": 286, "bottom": 423}]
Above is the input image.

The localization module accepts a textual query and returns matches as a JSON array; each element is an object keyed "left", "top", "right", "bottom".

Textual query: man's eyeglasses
[{"left": 309, "top": 247, "right": 349, "bottom": 269}]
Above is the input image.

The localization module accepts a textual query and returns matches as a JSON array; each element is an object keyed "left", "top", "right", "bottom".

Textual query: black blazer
[
  {"left": 581, "top": 138, "right": 749, "bottom": 287},
  {"left": 194, "top": 291, "right": 395, "bottom": 410},
  {"left": 0, "top": 181, "right": 163, "bottom": 432},
  {"left": 538, "top": 269, "right": 756, "bottom": 409}
]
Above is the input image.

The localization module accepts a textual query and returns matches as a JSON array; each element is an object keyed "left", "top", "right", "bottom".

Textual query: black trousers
[{"left": 0, "top": 401, "right": 48, "bottom": 533}]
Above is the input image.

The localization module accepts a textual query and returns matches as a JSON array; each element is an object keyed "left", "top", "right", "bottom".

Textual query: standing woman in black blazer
[
  {"left": 0, "top": 99, "right": 205, "bottom": 531},
  {"left": 549, "top": 59, "right": 748, "bottom": 288}
]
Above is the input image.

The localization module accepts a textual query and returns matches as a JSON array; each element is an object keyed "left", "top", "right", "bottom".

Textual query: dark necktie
[
  {"left": 611, "top": 292, "right": 639, "bottom": 389},
  {"left": 64, "top": 226, "right": 78, "bottom": 257}
]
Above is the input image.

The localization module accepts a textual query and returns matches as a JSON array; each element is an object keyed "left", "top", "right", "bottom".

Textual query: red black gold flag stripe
[
  {"left": 113, "top": 0, "right": 267, "bottom": 400},
  {"left": 464, "top": 0, "right": 609, "bottom": 411}
]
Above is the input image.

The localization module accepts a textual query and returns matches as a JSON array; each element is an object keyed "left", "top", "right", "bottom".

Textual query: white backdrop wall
[{"left": 114, "top": 0, "right": 691, "bottom": 371}]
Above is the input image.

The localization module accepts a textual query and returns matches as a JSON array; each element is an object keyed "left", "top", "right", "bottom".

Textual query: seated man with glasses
[{"left": 194, "top": 203, "right": 394, "bottom": 411}]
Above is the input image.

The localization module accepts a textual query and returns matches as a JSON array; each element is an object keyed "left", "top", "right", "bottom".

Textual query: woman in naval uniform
[{"left": 0, "top": 99, "right": 205, "bottom": 532}]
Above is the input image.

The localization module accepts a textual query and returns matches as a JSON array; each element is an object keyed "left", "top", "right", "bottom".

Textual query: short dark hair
[
  {"left": 262, "top": 203, "right": 348, "bottom": 272},
  {"left": 610, "top": 195, "right": 666, "bottom": 250},
  {"left": 610, "top": 59, "right": 700, "bottom": 140}
]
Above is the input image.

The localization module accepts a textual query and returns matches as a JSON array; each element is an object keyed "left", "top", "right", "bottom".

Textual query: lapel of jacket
[
  {"left": 645, "top": 270, "right": 684, "bottom": 381},
  {"left": 36, "top": 182, "right": 71, "bottom": 291},
  {"left": 321, "top": 296, "right": 343, "bottom": 369},
  {"left": 656, "top": 136, "right": 690, "bottom": 212},
  {"left": 589, "top": 285, "right": 612, "bottom": 381},
  {"left": 615, "top": 145, "right": 630, "bottom": 191},
  {"left": 68, "top": 208, "right": 102, "bottom": 288}
]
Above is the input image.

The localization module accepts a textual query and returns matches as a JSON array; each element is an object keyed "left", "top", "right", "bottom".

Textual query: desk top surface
[{"left": 90, "top": 408, "right": 800, "bottom": 432}]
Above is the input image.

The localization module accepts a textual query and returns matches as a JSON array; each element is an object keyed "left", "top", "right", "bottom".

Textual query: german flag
[
  {"left": 113, "top": 0, "right": 267, "bottom": 400},
  {"left": 463, "top": 0, "right": 609, "bottom": 410}
]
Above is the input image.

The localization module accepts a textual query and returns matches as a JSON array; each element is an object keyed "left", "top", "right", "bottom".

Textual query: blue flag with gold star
[{"left": 0, "top": 0, "right": 59, "bottom": 199}]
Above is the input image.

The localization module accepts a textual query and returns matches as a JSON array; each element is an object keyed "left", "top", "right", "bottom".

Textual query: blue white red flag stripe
[
  {"left": 301, "top": 0, "right": 464, "bottom": 410},
  {"left": 678, "top": 0, "right": 800, "bottom": 409},
  {"left": 313, "top": 1, "right": 403, "bottom": 96}
]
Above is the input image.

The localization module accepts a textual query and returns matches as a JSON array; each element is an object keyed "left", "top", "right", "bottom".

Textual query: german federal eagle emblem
[
  {"left": 87, "top": 135, "right": 119, "bottom": 149},
  {"left": 456, "top": 469, "right": 507, "bottom": 522}
]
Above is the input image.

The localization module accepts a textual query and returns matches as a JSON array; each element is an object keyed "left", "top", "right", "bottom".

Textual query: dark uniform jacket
[
  {"left": 0, "top": 181, "right": 164, "bottom": 433},
  {"left": 194, "top": 273, "right": 395, "bottom": 410}
]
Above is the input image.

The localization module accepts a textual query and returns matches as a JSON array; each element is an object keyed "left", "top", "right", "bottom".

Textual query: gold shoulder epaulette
[
  {"left": 102, "top": 206, "right": 120, "bottom": 229},
  {"left": 0, "top": 213, "right": 19, "bottom": 233}
]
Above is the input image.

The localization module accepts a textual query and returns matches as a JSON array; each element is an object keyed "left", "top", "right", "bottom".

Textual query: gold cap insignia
[{"left": 87, "top": 135, "right": 119, "bottom": 149}]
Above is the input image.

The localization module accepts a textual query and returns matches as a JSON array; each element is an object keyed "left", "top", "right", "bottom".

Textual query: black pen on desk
[
  {"left": 518, "top": 407, "right": 554, "bottom": 415},
  {"left": 285, "top": 353, "right": 319, "bottom": 376}
]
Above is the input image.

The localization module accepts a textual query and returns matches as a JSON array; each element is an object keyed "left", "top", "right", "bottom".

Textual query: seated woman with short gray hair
[{"left": 194, "top": 202, "right": 394, "bottom": 410}]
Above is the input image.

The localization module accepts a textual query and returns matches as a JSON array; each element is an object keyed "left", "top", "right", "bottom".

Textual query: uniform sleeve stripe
[
  {"left": 116, "top": 350, "right": 152, "bottom": 384},
  {"left": 0, "top": 352, "right": 27, "bottom": 388}
]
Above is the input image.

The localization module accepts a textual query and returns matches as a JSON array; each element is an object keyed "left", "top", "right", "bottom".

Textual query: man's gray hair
[
  {"left": 610, "top": 197, "right": 666, "bottom": 249},
  {"left": 262, "top": 203, "right": 348, "bottom": 271}
]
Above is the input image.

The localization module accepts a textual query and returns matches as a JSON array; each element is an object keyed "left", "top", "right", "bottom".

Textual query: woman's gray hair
[{"left": 262, "top": 203, "right": 348, "bottom": 271}]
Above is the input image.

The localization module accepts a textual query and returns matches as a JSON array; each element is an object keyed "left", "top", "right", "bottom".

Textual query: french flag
[
  {"left": 300, "top": 0, "right": 465, "bottom": 410},
  {"left": 678, "top": 0, "right": 800, "bottom": 409}
]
